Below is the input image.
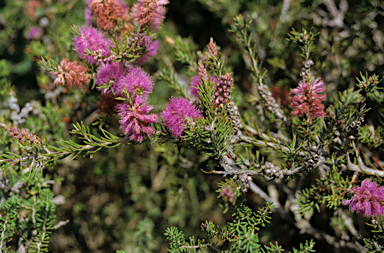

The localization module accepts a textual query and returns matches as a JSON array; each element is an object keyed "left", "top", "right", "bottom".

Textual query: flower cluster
[
  {"left": 51, "top": 59, "right": 90, "bottom": 89},
  {"left": 96, "top": 63, "right": 157, "bottom": 142},
  {"left": 73, "top": 26, "right": 113, "bottom": 65},
  {"left": 161, "top": 97, "right": 202, "bottom": 138},
  {"left": 289, "top": 78, "right": 326, "bottom": 119},
  {"left": 50, "top": 0, "right": 169, "bottom": 143},
  {"left": 342, "top": 179, "right": 384, "bottom": 218},
  {"left": 131, "top": 0, "right": 169, "bottom": 30}
]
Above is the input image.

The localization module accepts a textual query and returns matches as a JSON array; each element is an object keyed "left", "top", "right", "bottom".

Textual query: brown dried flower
[
  {"left": 25, "top": 0, "right": 41, "bottom": 20},
  {"left": 90, "top": 0, "right": 127, "bottom": 31}
]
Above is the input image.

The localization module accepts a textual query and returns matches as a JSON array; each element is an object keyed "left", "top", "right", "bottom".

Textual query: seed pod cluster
[
  {"left": 258, "top": 85, "right": 285, "bottom": 120},
  {"left": 226, "top": 101, "right": 243, "bottom": 134},
  {"left": 303, "top": 145, "right": 321, "bottom": 172},
  {"left": 239, "top": 173, "right": 253, "bottom": 192},
  {"left": 345, "top": 117, "right": 364, "bottom": 140},
  {"left": 300, "top": 59, "right": 314, "bottom": 82},
  {"left": 263, "top": 162, "right": 289, "bottom": 180}
]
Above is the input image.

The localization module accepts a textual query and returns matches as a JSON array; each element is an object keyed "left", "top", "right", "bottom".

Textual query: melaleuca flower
[
  {"left": 73, "top": 26, "right": 113, "bottom": 64},
  {"left": 131, "top": 0, "right": 169, "bottom": 30},
  {"left": 27, "top": 27, "right": 42, "bottom": 39},
  {"left": 116, "top": 98, "right": 159, "bottom": 143},
  {"left": 134, "top": 36, "right": 159, "bottom": 65},
  {"left": 161, "top": 97, "right": 202, "bottom": 138},
  {"left": 96, "top": 61, "right": 127, "bottom": 95},
  {"left": 115, "top": 66, "right": 154, "bottom": 99},
  {"left": 342, "top": 179, "right": 384, "bottom": 218},
  {"left": 289, "top": 78, "right": 326, "bottom": 119},
  {"left": 190, "top": 75, "right": 218, "bottom": 98},
  {"left": 51, "top": 58, "right": 90, "bottom": 89},
  {"left": 89, "top": 0, "right": 127, "bottom": 31}
]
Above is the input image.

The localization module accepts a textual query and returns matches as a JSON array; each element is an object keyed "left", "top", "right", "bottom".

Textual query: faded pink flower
[
  {"left": 116, "top": 98, "right": 159, "bottom": 143},
  {"left": 73, "top": 26, "right": 113, "bottom": 64},
  {"left": 131, "top": 0, "right": 169, "bottom": 30},
  {"left": 221, "top": 186, "right": 235, "bottom": 202},
  {"left": 89, "top": 0, "right": 128, "bottom": 31},
  {"left": 342, "top": 179, "right": 384, "bottom": 218},
  {"left": 51, "top": 58, "right": 90, "bottom": 89},
  {"left": 161, "top": 97, "right": 202, "bottom": 138},
  {"left": 134, "top": 36, "right": 159, "bottom": 65},
  {"left": 290, "top": 78, "right": 326, "bottom": 119}
]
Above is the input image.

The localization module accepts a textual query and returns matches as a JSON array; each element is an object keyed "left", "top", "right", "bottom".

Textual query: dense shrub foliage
[{"left": 1, "top": 0, "right": 384, "bottom": 252}]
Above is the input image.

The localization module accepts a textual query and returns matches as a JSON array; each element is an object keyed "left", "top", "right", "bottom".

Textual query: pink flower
[
  {"left": 342, "top": 179, "right": 384, "bottom": 218},
  {"left": 161, "top": 97, "right": 202, "bottom": 138},
  {"left": 131, "top": 0, "right": 169, "bottom": 30},
  {"left": 115, "top": 66, "right": 154, "bottom": 99},
  {"left": 73, "top": 26, "right": 113, "bottom": 64},
  {"left": 96, "top": 61, "right": 127, "bottom": 95},
  {"left": 116, "top": 98, "right": 159, "bottom": 143},
  {"left": 27, "top": 27, "right": 43, "bottom": 39},
  {"left": 289, "top": 78, "right": 326, "bottom": 119},
  {"left": 134, "top": 36, "right": 159, "bottom": 65}
]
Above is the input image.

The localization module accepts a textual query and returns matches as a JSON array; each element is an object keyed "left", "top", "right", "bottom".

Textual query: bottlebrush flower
[
  {"left": 96, "top": 61, "right": 127, "bottom": 95},
  {"left": 116, "top": 98, "right": 159, "bottom": 143},
  {"left": 115, "top": 66, "right": 154, "bottom": 98},
  {"left": 73, "top": 26, "right": 113, "bottom": 64},
  {"left": 161, "top": 97, "right": 202, "bottom": 138},
  {"left": 289, "top": 78, "right": 326, "bottom": 119},
  {"left": 131, "top": 0, "right": 169, "bottom": 30},
  {"left": 134, "top": 36, "right": 159, "bottom": 65},
  {"left": 342, "top": 179, "right": 384, "bottom": 218},
  {"left": 51, "top": 58, "right": 90, "bottom": 89}
]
